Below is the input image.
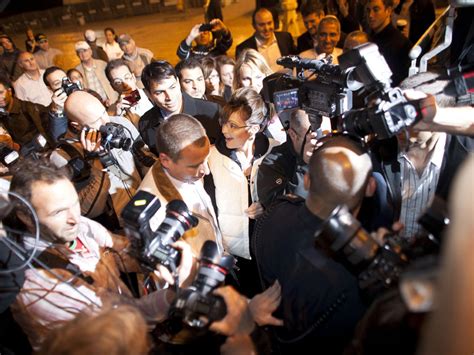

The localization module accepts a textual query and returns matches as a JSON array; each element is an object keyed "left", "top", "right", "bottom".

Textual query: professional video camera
[
  {"left": 313, "top": 199, "right": 448, "bottom": 298},
  {"left": 121, "top": 190, "right": 198, "bottom": 271},
  {"left": 61, "top": 77, "right": 82, "bottom": 96},
  {"left": 262, "top": 43, "right": 432, "bottom": 139}
]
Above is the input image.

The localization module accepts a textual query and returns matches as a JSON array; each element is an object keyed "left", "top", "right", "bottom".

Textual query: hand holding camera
[
  {"left": 51, "top": 88, "right": 68, "bottom": 114},
  {"left": 80, "top": 127, "right": 102, "bottom": 153},
  {"left": 186, "top": 24, "right": 205, "bottom": 46}
]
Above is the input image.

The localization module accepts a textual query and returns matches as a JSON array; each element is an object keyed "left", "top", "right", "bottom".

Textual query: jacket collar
[{"left": 215, "top": 132, "right": 270, "bottom": 169}]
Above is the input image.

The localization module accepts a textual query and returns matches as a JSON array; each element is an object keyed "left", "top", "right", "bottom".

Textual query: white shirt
[
  {"left": 398, "top": 133, "right": 447, "bottom": 239},
  {"left": 103, "top": 41, "right": 124, "bottom": 61},
  {"left": 139, "top": 167, "right": 224, "bottom": 255},
  {"left": 13, "top": 69, "right": 52, "bottom": 107},
  {"left": 256, "top": 34, "right": 283, "bottom": 73}
]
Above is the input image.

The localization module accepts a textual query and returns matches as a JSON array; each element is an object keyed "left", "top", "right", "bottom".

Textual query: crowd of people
[{"left": 0, "top": 0, "right": 473, "bottom": 354}]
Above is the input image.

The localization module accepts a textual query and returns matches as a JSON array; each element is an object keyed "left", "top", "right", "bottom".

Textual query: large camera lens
[
  {"left": 155, "top": 200, "right": 198, "bottom": 246},
  {"left": 194, "top": 241, "right": 234, "bottom": 295}
]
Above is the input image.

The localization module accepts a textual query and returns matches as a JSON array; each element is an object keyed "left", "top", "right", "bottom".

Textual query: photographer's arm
[
  {"left": 404, "top": 90, "right": 474, "bottom": 136},
  {"left": 210, "top": 19, "right": 233, "bottom": 55},
  {"left": 416, "top": 106, "right": 474, "bottom": 136},
  {"left": 177, "top": 24, "right": 203, "bottom": 60}
]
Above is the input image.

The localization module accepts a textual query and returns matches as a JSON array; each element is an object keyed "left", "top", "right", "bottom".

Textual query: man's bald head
[
  {"left": 307, "top": 136, "right": 372, "bottom": 214},
  {"left": 64, "top": 91, "right": 108, "bottom": 129}
]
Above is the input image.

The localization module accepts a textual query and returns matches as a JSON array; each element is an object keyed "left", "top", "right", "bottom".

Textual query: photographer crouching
[{"left": 62, "top": 90, "right": 142, "bottom": 224}]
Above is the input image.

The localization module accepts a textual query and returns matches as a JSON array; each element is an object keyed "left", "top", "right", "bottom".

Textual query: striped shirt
[
  {"left": 83, "top": 64, "right": 107, "bottom": 101},
  {"left": 398, "top": 134, "right": 446, "bottom": 239}
]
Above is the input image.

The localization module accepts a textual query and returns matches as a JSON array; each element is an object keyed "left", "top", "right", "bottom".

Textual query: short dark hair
[
  {"left": 156, "top": 114, "right": 207, "bottom": 161},
  {"left": 141, "top": 61, "right": 177, "bottom": 92},
  {"left": 252, "top": 8, "right": 272, "bottom": 26},
  {"left": 9, "top": 159, "right": 71, "bottom": 214},
  {"left": 43, "top": 66, "right": 64, "bottom": 88},
  {"left": 175, "top": 58, "right": 203, "bottom": 81},
  {"left": 0, "top": 74, "right": 12, "bottom": 90},
  {"left": 300, "top": 0, "right": 325, "bottom": 18},
  {"left": 105, "top": 59, "right": 132, "bottom": 84}
]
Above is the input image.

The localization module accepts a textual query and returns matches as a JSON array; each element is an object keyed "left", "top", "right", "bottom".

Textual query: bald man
[
  {"left": 13, "top": 51, "right": 52, "bottom": 106},
  {"left": 254, "top": 135, "right": 372, "bottom": 353},
  {"left": 63, "top": 90, "right": 141, "bottom": 217}
]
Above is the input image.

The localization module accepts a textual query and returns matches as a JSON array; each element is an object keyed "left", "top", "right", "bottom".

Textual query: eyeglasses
[
  {"left": 112, "top": 73, "right": 134, "bottom": 86},
  {"left": 219, "top": 119, "right": 251, "bottom": 131}
]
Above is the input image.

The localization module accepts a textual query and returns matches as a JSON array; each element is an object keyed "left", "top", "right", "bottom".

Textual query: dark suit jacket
[
  {"left": 297, "top": 31, "right": 313, "bottom": 54},
  {"left": 235, "top": 31, "right": 296, "bottom": 60},
  {"left": 138, "top": 92, "right": 221, "bottom": 155},
  {"left": 371, "top": 135, "right": 474, "bottom": 223}
]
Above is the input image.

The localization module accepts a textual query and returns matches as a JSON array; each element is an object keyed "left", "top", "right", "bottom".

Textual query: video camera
[
  {"left": 262, "top": 43, "right": 430, "bottom": 139},
  {"left": 313, "top": 198, "right": 448, "bottom": 298},
  {"left": 121, "top": 190, "right": 198, "bottom": 271}
]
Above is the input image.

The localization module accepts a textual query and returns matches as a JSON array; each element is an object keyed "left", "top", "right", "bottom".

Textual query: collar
[
  {"left": 8, "top": 98, "right": 21, "bottom": 115},
  {"left": 255, "top": 33, "right": 277, "bottom": 48},
  {"left": 298, "top": 203, "right": 323, "bottom": 231},
  {"left": 24, "top": 69, "right": 43, "bottom": 81},
  {"left": 163, "top": 166, "right": 200, "bottom": 189},
  {"left": 398, "top": 133, "right": 447, "bottom": 168},
  {"left": 83, "top": 60, "right": 97, "bottom": 70},
  {"left": 215, "top": 132, "right": 270, "bottom": 168}
]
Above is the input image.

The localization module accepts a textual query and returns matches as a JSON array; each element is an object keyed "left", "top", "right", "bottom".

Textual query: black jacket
[
  {"left": 297, "top": 31, "right": 313, "bottom": 54},
  {"left": 138, "top": 92, "right": 221, "bottom": 155},
  {"left": 370, "top": 24, "right": 412, "bottom": 86},
  {"left": 235, "top": 31, "right": 296, "bottom": 60},
  {"left": 253, "top": 196, "right": 366, "bottom": 354},
  {"left": 371, "top": 135, "right": 474, "bottom": 223},
  {"left": 257, "top": 137, "right": 308, "bottom": 208}
]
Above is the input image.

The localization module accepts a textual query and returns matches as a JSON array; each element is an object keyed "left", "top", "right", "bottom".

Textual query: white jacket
[{"left": 208, "top": 136, "right": 279, "bottom": 259}]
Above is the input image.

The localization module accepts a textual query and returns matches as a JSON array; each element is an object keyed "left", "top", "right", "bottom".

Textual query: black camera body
[
  {"left": 263, "top": 43, "right": 425, "bottom": 140},
  {"left": 199, "top": 23, "right": 213, "bottom": 32},
  {"left": 99, "top": 122, "right": 132, "bottom": 151},
  {"left": 61, "top": 77, "right": 81, "bottom": 96},
  {"left": 121, "top": 190, "right": 198, "bottom": 271},
  {"left": 169, "top": 240, "right": 234, "bottom": 329},
  {"left": 314, "top": 202, "right": 446, "bottom": 298}
]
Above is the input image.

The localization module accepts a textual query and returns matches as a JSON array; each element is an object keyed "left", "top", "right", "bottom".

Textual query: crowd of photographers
[{"left": 0, "top": 1, "right": 473, "bottom": 354}]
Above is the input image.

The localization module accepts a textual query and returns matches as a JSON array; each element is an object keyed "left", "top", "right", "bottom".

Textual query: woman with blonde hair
[
  {"left": 233, "top": 48, "right": 286, "bottom": 143},
  {"left": 233, "top": 48, "right": 273, "bottom": 93}
]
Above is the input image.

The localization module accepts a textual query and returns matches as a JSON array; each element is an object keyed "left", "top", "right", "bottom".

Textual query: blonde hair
[{"left": 233, "top": 48, "right": 273, "bottom": 91}]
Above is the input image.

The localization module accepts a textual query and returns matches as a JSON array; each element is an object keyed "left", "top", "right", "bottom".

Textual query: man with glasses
[
  {"left": 33, "top": 33, "right": 63, "bottom": 70},
  {"left": 105, "top": 59, "right": 153, "bottom": 127},
  {"left": 139, "top": 60, "right": 220, "bottom": 155}
]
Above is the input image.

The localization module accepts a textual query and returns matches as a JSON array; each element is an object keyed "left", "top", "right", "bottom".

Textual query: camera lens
[{"left": 155, "top": 200, "right": 198, "bottom": 246}]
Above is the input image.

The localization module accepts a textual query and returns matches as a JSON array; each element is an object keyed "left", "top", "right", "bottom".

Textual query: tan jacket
[{"left": 75, "top": 59, "right": 118, "bottom": 103}]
